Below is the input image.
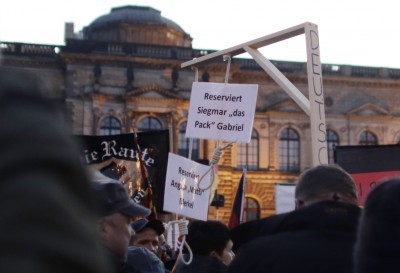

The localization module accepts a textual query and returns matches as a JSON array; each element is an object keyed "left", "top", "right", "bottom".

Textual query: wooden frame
[{"left": 181, "top": 22, "right": 328, "bottom": 166}]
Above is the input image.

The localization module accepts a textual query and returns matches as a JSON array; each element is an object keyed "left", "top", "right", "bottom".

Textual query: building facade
[{"left": 2, "top": 5, "right": 400, "bottom": 223}]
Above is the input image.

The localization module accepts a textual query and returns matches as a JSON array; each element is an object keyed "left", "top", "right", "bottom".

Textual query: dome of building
[
  {"left": 83, "top": 5, "right": 192, "bottom": 47},
  {"left": 89, "top": 6, "right": 183, "bottom": 31}
]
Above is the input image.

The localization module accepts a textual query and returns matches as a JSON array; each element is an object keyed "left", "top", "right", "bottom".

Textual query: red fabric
[
  {"left": 133, "top": 132, "right": 158, "bottom": 220},
  {"left": 351, "top": 170, "right": 400, "bottom": 205}
]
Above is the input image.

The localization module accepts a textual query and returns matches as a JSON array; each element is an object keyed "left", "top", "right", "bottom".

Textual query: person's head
[
  {"left": 130, "top": 218, "right": 165, "bottom": 254},
  {"left": 91, "top": 181, "right": 150, "bottom": 258},
  {"left": 295, "top": 164, "right": 358, "bottom": 209},
  {"left": 354, "top": 177, "right": 400, "bottom": 273},
  {"left": 186, "top": 220, "right": 234, "bottom": 266},
  {"left": 0, "top": 67, "right": 115, "bottom": 273}
]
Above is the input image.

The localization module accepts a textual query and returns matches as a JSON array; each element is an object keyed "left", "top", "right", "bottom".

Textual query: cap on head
[
  {"left": 91, "top": 181, "right": 150, "bottom": 218},
  {"left": 131, "top": 218, "right": 165, "bottom": 235}
]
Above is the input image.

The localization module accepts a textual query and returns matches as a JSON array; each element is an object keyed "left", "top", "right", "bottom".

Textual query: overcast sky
[{"left": 1, "top": 0, "right": 399, "bottom": 68}]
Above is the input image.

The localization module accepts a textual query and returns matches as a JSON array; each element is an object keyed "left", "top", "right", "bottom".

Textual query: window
[
  {"left": 178, "top": 122, "right": 199, "bottom": 159},
  {"left": 237, "top": 129, "right": 259, "bottom": 170},
  {"left": 138, "top": 117, "right": 162, "bottom": 131},
  {"left": 327, "top": 130, "right": 340, "bottom": 163},
  {"left": 243, "top": 197, "right": 260, "bottom": 222},
  {"left": 359, "top": 131, "right": 378, "bottom": 145},
  {"left": 279, "top": 128, "right": 300, "bottom": 172},
  {"left": 99, "top": 116, "right": 121, "bottom": 135}
]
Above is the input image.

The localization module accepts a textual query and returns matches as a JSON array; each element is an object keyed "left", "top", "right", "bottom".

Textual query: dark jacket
[
  {"left": 175, "top": 254, "right": 228, "bottom": 273},
  {"left": 354, "top": 179, "right": 400, "bottom": 273},
  {"left": 106, "top": 248, "right": 141, "bottom": 273},
  {"left": 0, "top": 67, "right": 112, "bottom": 273},
  {"left": 229, "top": 211, "right": 287, "bottom": 252},
  {"left": 126, "top": 246, "right": 167, "bottom": 273},
  {"left": 227, "top": 201, "right": 361, "bottom": 273}
]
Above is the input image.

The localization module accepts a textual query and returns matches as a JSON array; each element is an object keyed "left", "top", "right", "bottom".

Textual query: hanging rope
[
  {"left": 197, "top": 141, "right": 233, "bottom": 191},
  {"left": 192, "top": 66, "right": 199, "bottom": 82},
  {"left": 223, "top": 55, "right": 232, "bottom": 83},
  {"left": 165, "top": 59, "right": 235, "bottom": 265},
  {"left": 165, "top": 219, "right": 193, "bottom": 265},
  {"left": 197, "top": 56, "right": 234, "bottom": 191},
  {"left": 187, "top": 66, "right": 199, "bottom": 161},
  {"left": 165, "top": 66, "right": 199, "bottom": 266}
]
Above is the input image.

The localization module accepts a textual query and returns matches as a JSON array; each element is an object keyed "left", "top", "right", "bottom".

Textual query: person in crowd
[
  {"left": 126, "top": 246, "right": 167, "bottom": 273},
  {"left": 130, "top": 218, "right": 172, "bottom": 272},
  {"left": 0, "top": 66, "right": 113, "bottom": 273},
  {"left": 90, "top": 180, "right": 151, "bottom": 273},
  {"left": 230, "top": 164, "right": 360, "bottom": 252},
  {"left": 227, "top": 164, "right": 361, "bottom": 273},
  {"left": 159, "top": 233, "right": 178, "bottom": 268},
  {"left": 130, "top": 218, "right": 166, "bottom": 254},
  {"left": 229, "top": 210, "right": 286, "bottom": 253},
  {"left": 157, "top": 234, "right": 168, "bottom": 261},
  {"left": 158, "top": 233, "right": 178, "bottom": 271},
  {"left": 174, "top": 220, "right": 234, "bottom": 273},
  {"left": 354, "top": 177, "right": 400, "bottom": 273}
]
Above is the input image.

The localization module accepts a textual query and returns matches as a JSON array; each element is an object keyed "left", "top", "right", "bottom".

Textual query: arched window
[
  {"left": 178, "top": 122, "right": 199, "bottom": 159},
  {"left": 138, "top": 117, "right": 162, "bottom": 131},
  {"left": 99, "top": 116, "right": 121, "bottom": 135},
  {"left": 243, "top": 197, "right": 260, "bottom": 222},
  {"left": 327, "top": 129, "right": 340, "bottom": 163},
  {"left": 279, "top": 128, "right": 300, "bottom": 172},
  {"left": 237, "top": 129, "right": 259, "bottom": 170},
  {"left": 359, "top": 131, "right": 378, "bottom": 145}
]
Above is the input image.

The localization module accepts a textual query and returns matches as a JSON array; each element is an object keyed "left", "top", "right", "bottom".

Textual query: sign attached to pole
[
  {"left": 163, "top": 153, "right": 212, "bottom": 220},
  {"left": 186, "top": 82, "right": 258, "bottom": 143},
  {"left": 181, "top": 22, "right": 328, "bottom": 166}
]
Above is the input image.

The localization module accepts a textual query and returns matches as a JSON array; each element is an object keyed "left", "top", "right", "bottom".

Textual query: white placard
[
  {"left": 275, "top": 183, "right": 296, "bottom": 214},
  {"left": 186, "top": 82, "right": 258, "bottom": 143},
  {"left": 163, "top": 153, "right": 211, "bottom": 220}
]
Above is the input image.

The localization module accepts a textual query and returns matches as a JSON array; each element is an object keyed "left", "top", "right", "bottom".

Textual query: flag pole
[
  {"left": 132, "top": 131, "right": 158, "bottom": 220},
  {"left": 228, "top": 166, "right": 247, "bottom": 229},
  {"left": 239, "top": 166, "right": 247, "bottom": 224}
]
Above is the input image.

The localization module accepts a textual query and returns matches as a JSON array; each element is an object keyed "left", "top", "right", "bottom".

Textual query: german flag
[
  {"left": 133, "top": 131, "right": 158, "bottom": 220},
  {"left": 228, "top": 169, "right": 246, "bottom": 229}
]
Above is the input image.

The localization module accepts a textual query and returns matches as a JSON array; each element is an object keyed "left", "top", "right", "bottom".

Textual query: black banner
[
  {"left": 335, "top": 144, "right": 400, "bottom": 205},
  {"left": 76, "top": 130, "right": 169, "bottom": 212}
]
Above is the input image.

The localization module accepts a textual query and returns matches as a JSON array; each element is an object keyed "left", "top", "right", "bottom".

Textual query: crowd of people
[{"left": 2, "top": 65, "right": 400, "bottom": 273}]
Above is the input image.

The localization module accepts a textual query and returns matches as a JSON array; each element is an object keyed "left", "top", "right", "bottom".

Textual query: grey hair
[{"left": 295, "top": 164, "right": 358, "bottom": 204}]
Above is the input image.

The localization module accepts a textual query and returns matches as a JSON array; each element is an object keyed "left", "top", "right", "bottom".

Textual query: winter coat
[
  {"left": 175, "top": 254, "right": 228, "bottom": 273},
  {"left": 227, "top": 201, "right": 361, "bottom": 273}
]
